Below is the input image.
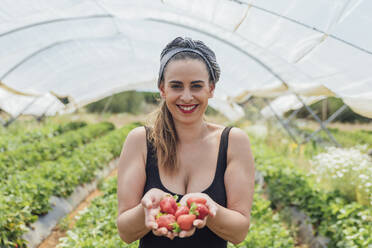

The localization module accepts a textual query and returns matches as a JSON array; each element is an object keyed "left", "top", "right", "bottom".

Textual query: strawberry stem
[
  {"left": 156, "top": 212, "right": 164, "bottom": 219},
  {"left": 172, "top": 222, "right": 181, "bottom": 233},
  {"left": 189, "top": 202, "right": 199, "bottom": 216},
  {"left": 173, "top": 194, "right": 179, "bottom": 201}
]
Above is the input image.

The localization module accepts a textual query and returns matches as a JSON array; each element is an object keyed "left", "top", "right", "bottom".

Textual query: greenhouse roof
[{"left": 1, "top": 0, "right": 371, "bottom": 119}]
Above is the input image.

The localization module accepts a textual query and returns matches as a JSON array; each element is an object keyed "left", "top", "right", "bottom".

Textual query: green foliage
[
  {"left": 58, "top": 217, "right": 71, "bottom": 232},
  {"left": 302, "top": 127, "right": 372, "bottom": 150},
  {"left": 251, "top": 139, "right": 372, "bottom": 247},
  {"left": 0, "top": 122, "right": 139, "bottom": 247},
  {"left": 0, "top": 119, "right": 39, "bottom": 136},
  {"left": 309, "top": 146, "right": 372, "bottom": 206},
  {"left": 86, "top": 91, "right": 160, "bottom": 114},
  {"left": 230, "top": 191, "right": 295, "bottom": 248},
  {"left": 58, "top": 177, "right": 139, "bottom": 248},
  {"left": 0, "top": 121, "right": 86, "bottom": 152},
  {"left": 205, "top": 105, "right": 219, "bottom": 116},
  {"left": 0, "top": 122, "right": 112, "bottom": 181}
]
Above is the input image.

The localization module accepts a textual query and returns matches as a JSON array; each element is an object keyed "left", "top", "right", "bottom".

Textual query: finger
[
  {"left": 145, "top": 220, "right": 158, "bottom": 229},
  {"left": 179, "top": 194, "right": 193, "bottom": 206},
  {"left": 160, "top": 227, "right": 168, "bottom": 236},
  {"left": 166, "top": 231, "right": 176, "bottom": 240},
  {"left": 179, "top": 227, "right": 196, "bottom": 238},
  {"left": 208, "top": 205, "right": 217, "bottom": 217},
  {"left": 152, "top": 229, "right": 162, "bottom": 236},
  {"left": 193, "top": 219, "right": 206, "bottom": 228},
  {"left": 153, "top": 227, "right": 168, "bottom": 236},
  {"left": 141, "top": 197, "right": 152, "bottom": 208},
  {"left": 144, "top": 209, "right": 158, "bottom": 229}
]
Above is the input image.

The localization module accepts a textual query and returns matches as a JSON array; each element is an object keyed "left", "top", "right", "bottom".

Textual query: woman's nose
[{"left": 180, "top": 89, "right": 193, "bottom": 102}]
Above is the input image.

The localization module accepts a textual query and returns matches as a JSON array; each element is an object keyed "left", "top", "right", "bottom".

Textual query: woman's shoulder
[
  {"left": 124, "top": 126, "right": 147, "bottom": 148},
  {"left": 127, "top": 125, "right": 147, "bottom": 137},
  {"left": 206, "top": 122, "right": 248, "bottom": 140},
  {"left": 228, "top": 127, "right": 251, "bottom": 146}
]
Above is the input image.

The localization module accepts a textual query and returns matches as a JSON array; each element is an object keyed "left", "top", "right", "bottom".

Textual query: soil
[{"left": 38, "top": 169, "right": 118, "bottom": 248}]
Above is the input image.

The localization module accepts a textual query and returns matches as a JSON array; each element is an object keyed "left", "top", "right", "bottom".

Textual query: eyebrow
[{"left": 169, "top": 80, "right": 205, "bottom": 84}]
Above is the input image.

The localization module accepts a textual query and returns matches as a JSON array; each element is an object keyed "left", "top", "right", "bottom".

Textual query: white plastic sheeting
[
  {"left": 260, "top": 95, "right": 326, "bottom": 118},
  {"left": 0, "top": 0, "right": 371, "bottom": 119},
  {"left": 0, "top": 87, "right": 64, "bottom": 117}
]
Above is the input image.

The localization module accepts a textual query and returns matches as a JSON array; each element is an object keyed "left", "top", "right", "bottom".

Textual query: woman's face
[{"left": 160, "top": 59, "right": 215, "bottom": 125}]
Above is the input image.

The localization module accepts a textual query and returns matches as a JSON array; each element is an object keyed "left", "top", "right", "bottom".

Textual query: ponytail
[{"left": 148, "top": 101, "right": 178, "bottom": 173}]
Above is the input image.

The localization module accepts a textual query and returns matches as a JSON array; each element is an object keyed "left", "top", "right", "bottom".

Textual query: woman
[{"left": 116, "top": 37, "right": 255, "bottom": 247}]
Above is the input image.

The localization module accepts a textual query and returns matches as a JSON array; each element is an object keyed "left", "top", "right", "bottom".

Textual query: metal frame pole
[
  {"left": 302, "top": 104, "right": 347, "bottom": 145},
  {"left": 294, "top": 94, "right": 340, "bottom": 146},
  {"left": 36, "top": 100, "right": 57, "bottom": 122},
  {"left": 4, "top": 96, "right": 39, "bottom": 127},
  {"left": 263, "top": 98, "right": 299, "bottom": 144}
]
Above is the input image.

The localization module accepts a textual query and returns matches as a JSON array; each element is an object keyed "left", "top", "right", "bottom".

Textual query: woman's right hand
[{"left": 141, "top": 188, "right": 177, "bottom": 240}]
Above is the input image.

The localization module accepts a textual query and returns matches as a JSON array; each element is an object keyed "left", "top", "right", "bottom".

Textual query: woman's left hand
[{"left": 178, "top": 192, "right": 218, "bottom": 238}]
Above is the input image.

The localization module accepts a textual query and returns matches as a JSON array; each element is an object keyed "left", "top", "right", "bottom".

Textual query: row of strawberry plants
[
  {"left": 0, "top": 119, "right": 39, "bottom": 137},
  {"left": 0, "top": 121, "right": 86, "bottom": 152},
  {"left": 0, "top": 123, "right": 139, "bottom": 248},
  {"left": 251, "top": 139, "right": 372, "bottom": 247},
  {"left": 302, "top": 127, "right": 372, "bottom": 150},
  {"left": 0, "top": 122, "right": 113, "bottom": 181},
  {"left": 229, "top": 189, "right": 295, "bottom": 248},
  {"left": 57, "top": 178, "right": 295, "bottom": 248}
]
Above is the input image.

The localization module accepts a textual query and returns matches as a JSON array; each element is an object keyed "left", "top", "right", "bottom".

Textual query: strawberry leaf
[
  {"left": 172, "top": 222, "right": 181, "bottom": 233},
  {"left": 189, "top": 202, "right": 199, "bottom": 216},
  {"left": 156, "top": 212, "right": 164, "bottom": 219}
]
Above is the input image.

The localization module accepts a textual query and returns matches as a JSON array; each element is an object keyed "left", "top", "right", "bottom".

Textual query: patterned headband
[{"left": 157, "top": 47, "right": 216, "bottom": 87}]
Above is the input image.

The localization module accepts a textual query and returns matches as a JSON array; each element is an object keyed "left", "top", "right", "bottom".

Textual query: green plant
[
  {"left": 0, "top": 122, "right": 112, "bottom": 181},
  {"left": 0, "top": 122, "right": 139, "bottom": 247},
  {"left": 251, "top": 137, "right": 372, "bottom": 247}
]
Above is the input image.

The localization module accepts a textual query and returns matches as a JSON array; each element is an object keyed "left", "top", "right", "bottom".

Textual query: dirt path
[{"left": 38, "top": 168, "right": 118, "bottom": 248}]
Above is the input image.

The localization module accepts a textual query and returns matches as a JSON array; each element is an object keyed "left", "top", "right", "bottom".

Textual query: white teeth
[{"left": 179, "top": 105, "right": 196, "bottom": 111}]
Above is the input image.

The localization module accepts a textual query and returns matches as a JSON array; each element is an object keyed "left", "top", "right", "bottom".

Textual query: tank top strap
[{"left": 215, "top": 126, "right": 233, "bottom": 179}]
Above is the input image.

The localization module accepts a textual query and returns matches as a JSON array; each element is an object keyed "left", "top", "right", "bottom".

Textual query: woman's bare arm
[
  {"left": 116, "top": 127, "right": 150, "bottom": 244},
  {"left": 206, "top": 128, "right": 255, "bottom": 245}
]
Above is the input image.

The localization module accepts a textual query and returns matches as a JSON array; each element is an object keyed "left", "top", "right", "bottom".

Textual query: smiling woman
[{"left": 116, "top": 37, "right": 255, "bottom": 248}]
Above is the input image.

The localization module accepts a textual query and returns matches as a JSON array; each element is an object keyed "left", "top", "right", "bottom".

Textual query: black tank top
[{"left": 139, "top": 126, "right": 233, "bottom": 248}]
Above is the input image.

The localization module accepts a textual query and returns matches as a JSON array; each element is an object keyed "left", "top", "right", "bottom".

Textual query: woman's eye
[
  {"left": 192, "top": 85, "right": 202, "bottom": 88},
  {"left": 171, "top": 85, "right": 182, "bottom": 89}
]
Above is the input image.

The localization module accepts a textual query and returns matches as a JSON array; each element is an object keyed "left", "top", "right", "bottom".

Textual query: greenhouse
[{"left": 0, "top": 0, "right": 371, "bottom": 247}]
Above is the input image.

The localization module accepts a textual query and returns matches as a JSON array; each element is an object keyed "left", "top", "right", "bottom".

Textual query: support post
[
  {"left": 36, "top": 100, "right": 57, "bottom": 122},
  {"left": 302, "top": 104, "right": 347, "bottom": 145},
  {"left": 294, "top": 94, "right": 340, "bottom": 146},
  {"left": 5, "top": 96, "right": 39, "bottom": 127},
  {"left": 263, "top": 98, "right": 299, "bottom": 144}
]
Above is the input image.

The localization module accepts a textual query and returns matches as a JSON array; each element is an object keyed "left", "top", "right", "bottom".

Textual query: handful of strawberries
[{"left": 156, "top": 194, "right": 210, "bottom": 233}]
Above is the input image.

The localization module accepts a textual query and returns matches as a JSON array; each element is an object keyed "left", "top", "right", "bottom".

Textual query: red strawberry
[
  {"left": 195, "top": 203, "right": 210, "bottom": 219},
  {"left": 160, "top": 194, "right": 178, "bottom": 215},
  {"left": 187, "top": 197, "right": 207, "bottom": 207},
  {"left": 175, "top": 205, "right": 190, "bottom": 219},
  {"left": 177, "top": 214, "right": 196, "bottom": 231},
  {"left": 156, "top": 214, "right": 176, "bottom": 231}
]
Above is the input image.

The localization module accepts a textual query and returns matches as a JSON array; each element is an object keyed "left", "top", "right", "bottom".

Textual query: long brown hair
[
  {"left": 148, "top": 37, "right": 220, "bottom": 173},
  {"left": 148, "top": 100, "right": 178, "bottom": 173}
]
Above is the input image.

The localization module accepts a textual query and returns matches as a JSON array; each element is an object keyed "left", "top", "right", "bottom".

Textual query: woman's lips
[{"left": 177, "top": 104, "right": 198, "bottom": 113}]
